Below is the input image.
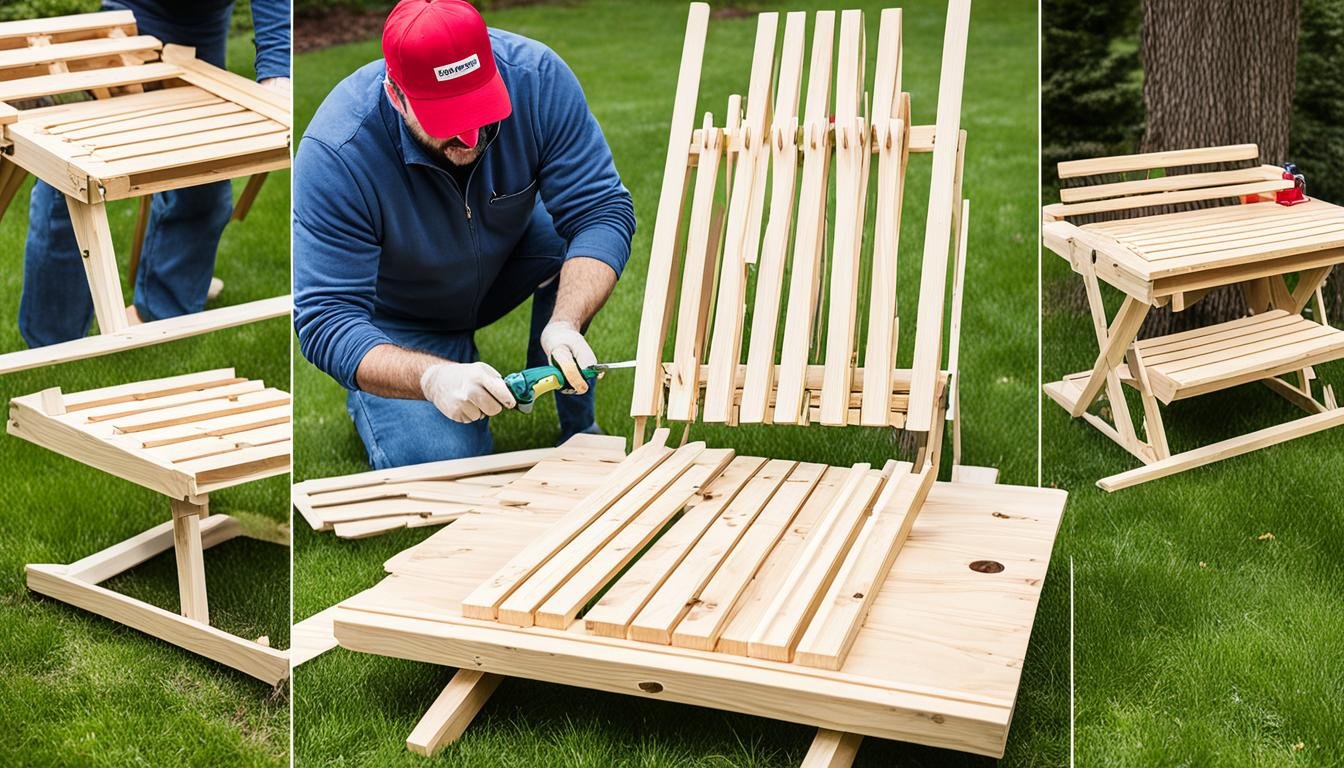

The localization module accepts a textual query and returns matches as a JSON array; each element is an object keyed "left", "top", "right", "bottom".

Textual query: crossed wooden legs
[
  {"left": 407, "top": 669, "right": 870, "bottom": 766},
  {"left": 1046, "top": 256, "right": 1344, "bottom": 491},
  {"left": 24, "top": 495, "right": 289, "bottom": 685}
]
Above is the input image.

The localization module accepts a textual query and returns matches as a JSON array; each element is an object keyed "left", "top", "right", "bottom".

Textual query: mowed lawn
[
  {"left": 0, "top": 34, "right": 291, "bottom": 768},
  {"left": 293, "top": 1, "right": 1053, "bottom": 766},
  {"left": 1043, "top": 241, "right": 1344, "bottom": 761}
]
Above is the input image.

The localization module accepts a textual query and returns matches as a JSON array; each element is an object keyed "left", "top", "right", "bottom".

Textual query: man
[
  {"left": 293, "top": 0, "right": 635, "bottom": 469},
  {"left": 19, "top": 0, "right": 291, "bottom": 348}
]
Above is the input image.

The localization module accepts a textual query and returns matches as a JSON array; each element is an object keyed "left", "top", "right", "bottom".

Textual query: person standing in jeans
[{"left": 17, "top": 0, "right": 291, "bottom": 348}]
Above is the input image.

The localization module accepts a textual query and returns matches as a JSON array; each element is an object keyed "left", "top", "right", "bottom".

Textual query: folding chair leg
[
  {"left": 406, "top": 669, "right": 503, "bottom": 757},
  {"left": 171, "top": 498, "right": 209, "bottom": 624},
  {"left": 0, "top": 160, "right": 29, "bottom": 222},
  {"left": 800, "top": 728, "right": 862, "bottom": 768},
  {"left": 231, "top": 172, "right": 268, "bottom": 222},
  {"left": 65, "top": 197, "right": 130, "bottom": 334}
]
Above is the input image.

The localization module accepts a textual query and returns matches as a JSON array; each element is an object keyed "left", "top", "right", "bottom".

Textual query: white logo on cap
[{"left": 434, "top": 53, "right": 481, "bottom": 82}]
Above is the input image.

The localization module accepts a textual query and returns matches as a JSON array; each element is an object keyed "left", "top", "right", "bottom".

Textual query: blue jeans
[
  {"left": 348, "top": 204, "right": 597, "bottom": 469},
  {"left": 18, "top": 1, "right": 235, "bottom": 347}
]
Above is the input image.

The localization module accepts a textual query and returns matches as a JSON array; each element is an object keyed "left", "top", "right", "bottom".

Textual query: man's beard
[{"left": 411, "top": 125, "right": 488, "bottom": 166}]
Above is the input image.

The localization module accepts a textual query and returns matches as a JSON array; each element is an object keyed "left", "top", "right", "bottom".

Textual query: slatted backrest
[
  {"left": 631, "top": 2, "right": 970, "bottom": 451},
  {"left": 0, "top": 11, "right": 168, "bottom": 106},
  {"left": 1043, "top": 144, "right": 1291, "bottom": 221}
]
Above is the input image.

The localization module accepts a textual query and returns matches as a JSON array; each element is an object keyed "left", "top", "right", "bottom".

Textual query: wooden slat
[
  {"left": 794, "top": 463, "right": 935, "bottom": 669},
  {"left": 108, "top": 388, "right": 290, "bottom": 433},
  {"left": 460, "top": 431, "right": 672, "bottom": 619},
  {"left": 1059, "top": 165, "right": 1282, "bottom": 203},
  {"left": 583, "top": 456, "right": 766, "bottom": 638},
  {"left": 671, "top": 462, "right": 831, "bottom": 651},
  {"left": 632, "top": 3, "right": 709, "bottom": 418},
  {"left": 906, "top": 0, "right": 970, "bottom": 435},
  {"left": 746, "top": 465, "right": 882, "bottom": 662},
  {"left": 1058, "top": 143, "right": 1259, "bottom": 179},
  {"left": 0, "top": 34, "right": 159, "bottom": 70},
  {"left": 534, "top": 448, "right": 734, "bottom": 629},
  {"left": 87, "top": 130, "right": 289, "bottom": 177},
  {"left": 627, "top": 458, "right": 799, "bottom": 644},
  {"left": 738, "top": 12, "right": 807, "bottom": 423},
  {"left": 0, "top": 11, "right": 136, "bottom": 43},
  {"left": 60, "top": 368, "right": 238, "bottom": 410},
  {"left": 701, "top": 12, "right": 777, "bottom": 423},
  {"left": 819, "top": 10, "right": 868, "bottom": 425},
  {"left": 497, "top": 442, "right": 707, "bottom": 627},
  {"left": 772, "top": 10, "right": 836, "bottom": 424},
  {"left": 860, "top": 11, "right": 908, "bottom": 426},
  {"left": 1048, "top": 178, "right": 1290, "bottom": 219},
  {"left": 0, "top": 61, "right": 179, "bottom": 102},
  {"left": 665, "top": 116, "right": 723, "bottom": 422}
]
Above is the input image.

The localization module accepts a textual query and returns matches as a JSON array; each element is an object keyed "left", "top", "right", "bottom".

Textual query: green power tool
[{"left": 504, "top": 360, "right": 635, "bottom": 413}]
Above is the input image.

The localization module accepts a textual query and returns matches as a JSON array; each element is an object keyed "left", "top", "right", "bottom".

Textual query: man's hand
[
  {"left": 540, "top": 320, "right": 598, "bottom": 394},
  {"left": 420, "top": 361, "right": 516, "bottom": 423}
]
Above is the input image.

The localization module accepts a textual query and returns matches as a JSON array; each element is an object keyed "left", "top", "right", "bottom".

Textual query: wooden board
[
  {"left": 332, "top": 475, "right": 1068, "bottom": 758},
  {"left": 8, "top": 369, "right": 291, "bottom": 498}
]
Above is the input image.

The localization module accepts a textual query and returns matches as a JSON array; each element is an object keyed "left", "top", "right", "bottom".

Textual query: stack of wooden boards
[
  {"left": 0, "top": 10, "right": 291, "bottom": 373},
  {"left": 9, "top": 370, "right": 291, "bottom": 684},
  {"left": 1042, "top": 143, "right": 1344, "bottom": 490},
  {"left": 325, "top": 429, "right": 1068, "bottom": 757},
  {"left": 292, "top": 442, "right": 625, "bottom": 539}
]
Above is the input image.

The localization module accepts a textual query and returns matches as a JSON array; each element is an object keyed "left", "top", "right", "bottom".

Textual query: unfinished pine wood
[
  {"left": 0, "top": 11, "right": 291, "bottom": 368},
  {"left": 406, "top": 670, "right": 503, "bottom": 757},
  {"left": 171, "top": 498, "right": 209, "bottom": 623},
  {"left": 8, "top": 370, "right": 292, "bottom": 498},
  {"left": 334, "top": 476, "right": 1069, "bottom": 758},
  {"left": 802, "top": 729, "right": 864, "bottom": 768},
  {"left": 632, "top": 3, "right": 709, "bottom": 418}
]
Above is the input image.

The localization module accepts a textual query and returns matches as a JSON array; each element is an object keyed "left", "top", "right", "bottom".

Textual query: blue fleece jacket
[{"left": 293, "top": 29, "right": 636, "bottom": 391}]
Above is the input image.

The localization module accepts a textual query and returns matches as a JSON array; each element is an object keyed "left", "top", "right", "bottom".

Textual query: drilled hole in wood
[
  {"left": 970, "top": 560, "right": 1004, "bottom": 574},
  {"left": 638, "top": 681, "right": 663, "bottom": 694}
]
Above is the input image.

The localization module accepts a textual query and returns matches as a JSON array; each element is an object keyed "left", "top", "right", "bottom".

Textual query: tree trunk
[{"left": 1138, "top": 0, "right": 1302, "bottom": 336}]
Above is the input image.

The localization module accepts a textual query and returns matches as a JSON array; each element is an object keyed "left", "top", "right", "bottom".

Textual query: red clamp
[{"left": 1276, "top": 163, "right": 1308, "bottom": 206}]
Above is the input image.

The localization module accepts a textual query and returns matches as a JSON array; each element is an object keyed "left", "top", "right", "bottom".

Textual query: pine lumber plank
[
  {"left": 795, "top": 462, "right": 935, "bottom": 669},
  {"left": 625, "top": 458, "right": 796, "bottom": 644},
  {"left": 497, "top": 441, "right": 704, "bottom": 627},
  {"left": 1060, "top": 164, "right": 1284, "bottom": 203},
  {"left": 1057, "top": 143, "right": 1259, "bottom": 178},
  {"left": 63, "top": 513, "right": 240, "bottom": 585},
  {"left": 291, "top": 606, "right": 341, "bottom": 667},
  {"left": 171, "top": 499, "right": 209, "bottom": 623},
  {"left": 745, "top": 465, "right": 883, "bottom": 662},
  {"left": 460, "top": 431, "right": 672, "bottom": 619},
  {"left": 772, "top": 10, "right": 836, "bottom": 424},
  {"left": 0, "top": 61, "right": 179, "bottom": 101},
  {"left": 0, "top": 11, "right": 136, "bottom": 41},
  {"left": 534, "top": 448, "right": 734, "bottom": 629},
  {"left": 819, "top": 10, "right": 868, "bottom": 425},
  {"left": 57, "top": 100, "right": 241, "bottom": 139},
  {"left": 584, "top": 455, "right": 766, "bottom": 638},
  {"left": 632, "top": 3, "right": 709, "bottom": 418},
  {"left": 0, "top": 34, "right": 159, "bottom": 70},
  {"left": 701, "top": 12, "right": 777, "bottom": 423},
  {"left": 26, "top": 564, "right": 288, "bottom": 685},
  {"left": 666, "top": 116, "right": 723, "bottom": 421},
  {"left": 906, "top": 0, "right": 971, "bottom": 435},
  {"left": 671, "top": 462, "right": 831, "bottom": 651},
  {"left": 406, "top": 670, "right": 504, "bottom": 757},
  {"left": 801, "top": 729, "right": 864, "bottom": 768},
  {"left": 738, "top": 11, "right": 806, "bottom": 423}
]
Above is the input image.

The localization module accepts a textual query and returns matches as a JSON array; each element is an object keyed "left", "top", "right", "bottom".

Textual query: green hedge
[{"left": 0, "top": 0, "right": 97, "bottom": 22}]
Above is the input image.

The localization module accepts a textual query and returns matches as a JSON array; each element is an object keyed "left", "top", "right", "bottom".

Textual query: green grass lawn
[
  {"left": 293, "top": 1, "right": 1054, "bottom": 765},
  {"left": 0, "top": 35, "right": 292, "bottom": 768},
  {"left": 1043, "top": 241, "right": 1344, "bottom": 762}
]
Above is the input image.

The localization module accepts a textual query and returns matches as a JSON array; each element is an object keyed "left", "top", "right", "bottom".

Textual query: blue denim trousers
[
  {"left": 18, "top": 1, "right": 235, "bottom": 347},
  {"left": 348, "top": 203, "right": 597, "bottom": 469}
]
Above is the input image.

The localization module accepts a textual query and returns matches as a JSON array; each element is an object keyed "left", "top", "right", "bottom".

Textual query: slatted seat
[
  {"left": 1043, "top": 143, "right": 1344, "bottom": 490},
  {"left": 9, "top": 370, "right": 291, "bottom": 684},
  {"left": 312, "top": 3, "right": 1067, "bottom": 763},
  {"left": 1138, "top": 310, "right": 1344, "bottom": 403},
  {"left": 0, "top": 11, "right": 290, "bottom": 374}
]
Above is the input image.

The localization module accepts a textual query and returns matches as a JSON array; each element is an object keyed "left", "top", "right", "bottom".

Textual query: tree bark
[{"left": 1139, "top": 0, "right": 1302, "bottom": 335}]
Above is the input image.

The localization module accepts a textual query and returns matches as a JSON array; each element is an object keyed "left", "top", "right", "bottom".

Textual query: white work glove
[
  {"left": 540, "top": 320, "right": 598, "bottom": 394},
  {"left": 420, "top": 361, "right": 516, "bottom": 423}
]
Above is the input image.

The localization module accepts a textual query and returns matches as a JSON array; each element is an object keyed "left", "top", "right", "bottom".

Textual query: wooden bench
[
  {"left": 312, "top": 3, "right": 1068, "bottom": 763},
  {"left": 9, "top": 369, "right": 291, "bottom": 684},
  {"left": 0, "top": 11, "right": 290, "bottom": 374},
  {"left": 1043, "top": 144, "right": 1344, "bottom": 490}
]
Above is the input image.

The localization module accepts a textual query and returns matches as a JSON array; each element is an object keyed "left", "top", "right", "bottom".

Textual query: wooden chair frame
[
  {"left": 1042, "top": 144, "right": 1344, "bottom": 491},
  {"left": 9, "top": 369, "right": 291, "bottom": 685},
  {"left": 0, "top": 11, "right": 291, "bottom": 375},
  {"left": 306, "top": 3, "right": 1068, "bottom": 764}
]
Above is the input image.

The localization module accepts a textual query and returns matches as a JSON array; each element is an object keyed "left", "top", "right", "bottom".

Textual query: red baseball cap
[{"left": 382, "top": 0, "right": 512, "bottom": 145}]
